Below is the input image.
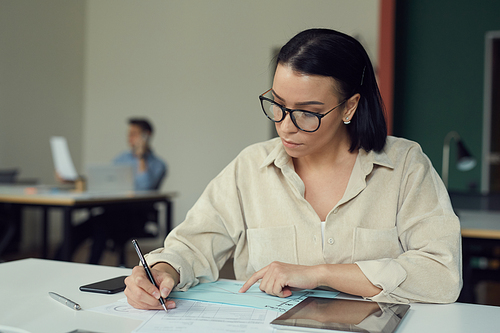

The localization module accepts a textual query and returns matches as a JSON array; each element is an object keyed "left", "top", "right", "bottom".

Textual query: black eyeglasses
[{"left": 259, "top": 88, "right": 347, "bottom": 132}]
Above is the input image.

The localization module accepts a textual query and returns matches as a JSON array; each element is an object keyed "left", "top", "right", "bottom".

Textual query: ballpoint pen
[
  {"left": 132, "top": 239, "right": 169, "bottom": 313},
  {"left": 49, "top": 292, "right": 82, "bottom": 311}
]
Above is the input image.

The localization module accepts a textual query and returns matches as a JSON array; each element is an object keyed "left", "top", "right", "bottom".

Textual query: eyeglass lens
[{"left": 262, "top": 99, "right": 320, "bottom": 132}]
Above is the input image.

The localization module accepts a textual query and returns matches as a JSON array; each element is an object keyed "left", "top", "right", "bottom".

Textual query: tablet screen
[{"left": 271, "top": 297, "right": 410, "bottom": 333}]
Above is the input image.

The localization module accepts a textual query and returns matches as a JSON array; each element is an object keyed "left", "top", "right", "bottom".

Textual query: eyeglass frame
[{"left": 259, "top": 88, "right": 348, "bottom": 133}]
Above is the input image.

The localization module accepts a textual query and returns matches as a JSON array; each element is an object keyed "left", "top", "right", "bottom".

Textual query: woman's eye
[{"left": 301, "top": 112, "right": 318, "bottom": 118}]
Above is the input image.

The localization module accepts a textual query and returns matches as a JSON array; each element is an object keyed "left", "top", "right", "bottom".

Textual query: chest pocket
[
  {"left": 247, "top": 225, "right": 298, "bottom": 271},
  {"left": 352, "top": 227, "right": 403, "bottom": 262}
]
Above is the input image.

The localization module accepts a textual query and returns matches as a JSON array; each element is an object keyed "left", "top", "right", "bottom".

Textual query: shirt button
[
  {"left": 333, "top": 208, "right": 339, "bottom": 214},
  {"left": 328, "top": 238, "right": 334, "bottom": 245}
]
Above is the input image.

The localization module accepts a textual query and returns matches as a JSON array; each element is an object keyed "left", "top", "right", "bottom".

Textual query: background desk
[
  {"left": 448, "top": 192, "right": 500, "bottom": 305},
  {"left": 1, "top": 258, "right": 500, "bottom": 333},
  {"left": 457, "top": 208, "right": 500, "bottom": 304},
  {"left": 0, "top": 186, "right": 175, "bottom": 260}
]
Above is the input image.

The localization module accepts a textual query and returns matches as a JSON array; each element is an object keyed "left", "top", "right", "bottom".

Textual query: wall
[
  {"left": 1, "top": 0, "right": 379, "bottom": 249},
  {"left": 83, "top": 0, "right": 380, "bottom": 228},
  {"left": 393, "top": 0, "right": 500, "bottom": 193},
  {"left": 0, "top": 0, "right": 85, "bottom": 250},
  {"left": 0, "top": 0, "right": 85, "bottom": 184}
]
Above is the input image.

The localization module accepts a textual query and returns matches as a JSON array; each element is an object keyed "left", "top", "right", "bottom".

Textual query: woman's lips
[{"left": 282, "top": 138, "right": 302, "bottom": 148}]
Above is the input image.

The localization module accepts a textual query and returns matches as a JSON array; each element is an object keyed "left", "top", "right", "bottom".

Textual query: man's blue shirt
[{"left": 113, "top": 150, "right": 167, "bottom": 191}]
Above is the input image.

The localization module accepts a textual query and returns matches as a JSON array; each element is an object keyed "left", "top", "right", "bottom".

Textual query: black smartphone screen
[{"left": 79, "top": 276, "right": 127, "bottom": 294}]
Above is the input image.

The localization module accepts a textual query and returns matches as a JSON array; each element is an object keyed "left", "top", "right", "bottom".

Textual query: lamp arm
[{"left": 442, "top": 131, "right": 461, "bottom": 188}]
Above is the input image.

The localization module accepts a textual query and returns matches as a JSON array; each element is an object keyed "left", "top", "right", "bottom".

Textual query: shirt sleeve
[
  {"left": 355, "top": 145, "right": 462, "bottom": 304},
  {"left": 135, "top": 156, "right": 167, "bottom": 190},
  {"left": 144, "top": 158, "right": 244, "bottom": 290}
]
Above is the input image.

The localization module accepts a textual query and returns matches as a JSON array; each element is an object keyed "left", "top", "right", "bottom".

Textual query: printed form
[
  {"left": 90, "top": 298, "right": 279, "bottom": 333},
  {"left": 89, "top": 280, "right": 339, "bottom": 333},
  {"left": 133, "top": 299, "right": 279, "bottom": 333}
]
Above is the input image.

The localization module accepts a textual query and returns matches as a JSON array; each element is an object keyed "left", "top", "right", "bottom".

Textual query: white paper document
[
  {"left": 89, "top": 298, "right": 279, "bottom": 333},
  {"left": 88, "top": 281, "right": 339, "bottom": 333},
  {"left": 89, "top": 298, "right": 156, "bottom": 322},
  {"left": 133, "top": 299, "right": 279, "bottom": 333},
  {"left": 50, "top": 136, "right": 78, "bottom": 181}
]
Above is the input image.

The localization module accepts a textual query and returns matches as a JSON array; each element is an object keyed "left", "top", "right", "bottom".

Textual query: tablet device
[
  {"left": 271, "top": 297, "right": 410, "bottom": 333},
  {"left": 79, "top": 276, "right": 127, "bottom": 294}
]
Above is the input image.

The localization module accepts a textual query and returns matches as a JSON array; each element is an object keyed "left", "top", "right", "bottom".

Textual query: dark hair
[
  {"left": 128, "top": 118, "right": 153, "bottom": 134},
  {"left": 277, "top": 28, "right": 387, "bottom": 152}
]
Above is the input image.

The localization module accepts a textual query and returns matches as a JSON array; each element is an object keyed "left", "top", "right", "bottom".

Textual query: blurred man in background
[
  {"left": 115, "top": 118, "right": 166, "bottom": 191},
  {"left": 57, "top": 117, "right": 167, "bottom": 265}
]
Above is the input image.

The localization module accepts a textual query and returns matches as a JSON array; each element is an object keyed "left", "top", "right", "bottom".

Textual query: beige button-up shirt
[{"left": 146, "top": 136, "right": 462, "bottom": 303}]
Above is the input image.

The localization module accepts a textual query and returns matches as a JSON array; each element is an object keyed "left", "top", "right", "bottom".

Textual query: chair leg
[
  {"left": 0, "top": 217, "right": 16, "bottom": 259},
  {"left": 114, "top": 241, "right": 127, "bottom": 267}
]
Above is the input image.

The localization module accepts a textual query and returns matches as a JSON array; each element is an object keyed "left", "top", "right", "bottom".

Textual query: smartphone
[{"left": 79, "top": 276, "right": 127, "bottom": 294}]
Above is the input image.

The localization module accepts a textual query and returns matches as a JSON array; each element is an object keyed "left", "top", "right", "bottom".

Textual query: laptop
[{"left": 85, "top": 164, "right": 134, "bottom": 192}]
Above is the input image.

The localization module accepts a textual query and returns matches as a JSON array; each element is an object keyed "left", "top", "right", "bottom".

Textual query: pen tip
[{"left": 162, "top": 303, "right": 168, "bottom": 313}]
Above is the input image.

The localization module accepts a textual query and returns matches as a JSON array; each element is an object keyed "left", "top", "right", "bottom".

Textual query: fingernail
[
  {"left": 167, "top": 302, "right": 176, "bottom": 309},
  {"left": 161, "top": 288, "right": 169, "bottom": 298},
  {"left": 152, "top": 291, "right": 160, "bottom": 298}
]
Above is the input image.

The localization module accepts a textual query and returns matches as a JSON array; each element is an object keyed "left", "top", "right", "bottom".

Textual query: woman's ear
[{"left": 344, "top": 93, "right": 361, "bottom": 121}]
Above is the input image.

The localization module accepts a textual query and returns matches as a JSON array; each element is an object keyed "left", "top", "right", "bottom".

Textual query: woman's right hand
[{"left": 124, "top": 263, "right": 179, "bottom": 310}]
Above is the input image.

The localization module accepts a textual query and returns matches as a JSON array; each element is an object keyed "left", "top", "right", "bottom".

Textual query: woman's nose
[{"left": 278, "top": 111, "right": 298, "bottom": 133}]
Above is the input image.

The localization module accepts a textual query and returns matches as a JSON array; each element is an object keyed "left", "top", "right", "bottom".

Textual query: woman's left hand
[{"left": 239, "top": 261, "right": 321, "bottom": 297}]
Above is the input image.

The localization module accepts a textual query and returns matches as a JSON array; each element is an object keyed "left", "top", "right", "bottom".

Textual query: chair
[
  {"left": 0, "top": 169, "right": 18, "bottom": 184},
  {"left": 0, "top": 169, "right": 19, "bottom": 260},
  {"left": 110, "top": 203, "right": 163, "bottom": 267},
  {"left": 109, "top": 170, "right": 167, "bottom": 266},
  {"left": 0, "top": 211, "right": 17, "bottom": 261}
]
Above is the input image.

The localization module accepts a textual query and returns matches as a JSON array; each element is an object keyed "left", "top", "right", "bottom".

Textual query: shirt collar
[
  {"left": 357, "top": 144, "right": 394, "bottom": 176},
  {"left": 260, "top": 138, "right": 394, "bottom": 175},
  {"left": 260, "top": 138, "right": 290, "bottom": 169}
]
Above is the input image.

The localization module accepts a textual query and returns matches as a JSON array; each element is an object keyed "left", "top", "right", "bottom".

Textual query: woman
[{"left": 125, "top": 28, "right": 461, "bottom": 309}]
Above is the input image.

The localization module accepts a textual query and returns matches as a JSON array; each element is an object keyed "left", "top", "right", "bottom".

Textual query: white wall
[
  {"left": 0, "top": 0, "right": 85, "bottom": 184},
  {"left": 83, "top": 0, "right": 380, "bottom": 228},
  {"left": 0, "top": 0, "right": 379, "bottom": 250},
  {"left": 0, "top": 0, "right": 85, "bottom": 250}
]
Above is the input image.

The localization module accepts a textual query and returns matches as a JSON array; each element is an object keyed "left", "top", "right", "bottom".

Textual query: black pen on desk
[{"left": 132, "top": 239, "right": 169, "bottom": 313}]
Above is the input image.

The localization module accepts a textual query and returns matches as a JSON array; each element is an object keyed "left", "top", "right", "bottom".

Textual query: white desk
[
  {"left": 1, "top": 259, "right": 500, "bottom": 333},
  {"left": 0, "top": 259, "right": 137, "bottom": 333}
]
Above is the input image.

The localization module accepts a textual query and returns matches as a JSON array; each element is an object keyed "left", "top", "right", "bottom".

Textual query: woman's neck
[{"left": 293, "top": 138, "right": 356, "bottom": 173}]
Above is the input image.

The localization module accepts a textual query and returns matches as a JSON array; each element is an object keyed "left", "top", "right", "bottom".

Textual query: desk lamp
[{"left": 442, "top": 131, "right": 477, "bottom": 188}]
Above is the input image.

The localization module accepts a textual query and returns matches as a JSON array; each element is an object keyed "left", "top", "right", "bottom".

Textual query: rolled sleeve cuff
[
  {"left": 144, "top": 248, "right": 198, "bottom": 291},
  {"left": 355, "top": 259, "right": 408, "bottom": 303}
]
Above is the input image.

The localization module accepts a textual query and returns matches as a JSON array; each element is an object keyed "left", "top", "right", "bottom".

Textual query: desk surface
[
  {"left": 0, "top": 185, "right": 175, "bottom": 206},
  {"left": 457, "top": 209, "right": 500, "bottom": 239},
  {"left": 0, "top": 259, "right": 137, "bottom": 333},
  {"left": 449, "top": 192, "right": 500, "bottom": 239},
  {"left": 1, "top": 258, "right": 500, "bottom": 333}
]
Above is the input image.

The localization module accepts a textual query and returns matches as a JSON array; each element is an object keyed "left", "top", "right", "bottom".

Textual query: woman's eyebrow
[{"left": 271, "top": 89, "right": 325, "bottom": 106}]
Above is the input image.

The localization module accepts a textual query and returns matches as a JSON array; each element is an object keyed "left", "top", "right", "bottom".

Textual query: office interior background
[
  {"left": 1, "top": 0, "right": 381, "bottom": 248},
  {"left": 1, "top": 0, "right": 500, "bottom": 300}
]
